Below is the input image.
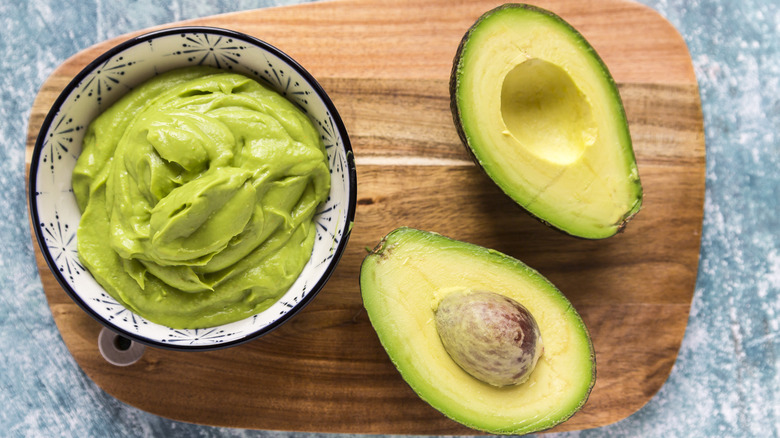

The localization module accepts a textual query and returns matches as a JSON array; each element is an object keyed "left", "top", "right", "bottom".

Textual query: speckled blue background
[{"left": 2, "top": 0, "right": 777, "bottom": 436}]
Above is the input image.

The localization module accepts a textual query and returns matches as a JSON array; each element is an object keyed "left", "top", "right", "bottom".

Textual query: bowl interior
[{"left": 30, "top": 27, "right": 355, "bottom": 349}]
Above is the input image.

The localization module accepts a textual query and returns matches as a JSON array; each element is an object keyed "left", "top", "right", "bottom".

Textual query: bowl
[{"left": 28, "top": 26, "right": 356, "bottom": 350}]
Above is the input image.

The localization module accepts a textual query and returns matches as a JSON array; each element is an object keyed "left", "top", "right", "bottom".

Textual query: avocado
[
  {"left": 360, "top": 227, "right": 595, "bottom": 435},
  {"left": 450, "top": 4, "right": 642, "bottom": 239}
]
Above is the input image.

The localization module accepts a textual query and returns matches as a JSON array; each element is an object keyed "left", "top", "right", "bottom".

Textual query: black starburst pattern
[
  {"left": 40, "top": 209, "right": 83, "bottom": 283},
  {"left": 73, "top": 56, "right": 134, "bottom": 105},
  {"left": 259, "top": 55, "right": 314, "bottom": 110},
  {"left": 314, "top": 205, "right": 338, "bottom": 243},
  {"left": 278, "top": 285, "right": 308, "bottom": 316},
  {"left": 175, "top": 33, "right": 247, "bottom": 71},
  {"left": 162, "top": 327, "right": 237, "bottom": 345},
  {"left": 262, "top": 57, "right": 290, "bottom": 94},
  {"left": 315, "top": 113, "right": 345, "bottom": 177},
  {"left": 40, "top": 115, "right": 82, "bottom": 177},
  {"left": 93, "top": 292, "right": 149, "bottom": 332}
]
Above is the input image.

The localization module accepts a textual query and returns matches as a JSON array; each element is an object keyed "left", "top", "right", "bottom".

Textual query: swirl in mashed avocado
[{"left": 72, "top": 67, "right": 331, "bottom": 329}]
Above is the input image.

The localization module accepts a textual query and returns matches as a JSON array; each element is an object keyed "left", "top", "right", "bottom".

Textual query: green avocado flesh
[
  {"left": 450, "top": 4, "right": 642, "bottom": 239},
  {"left": 360, "top": 227, "right": 595, "bottom": 435},
  {"left": 72, "top": 67, "right": 330, "bottom": 329}
]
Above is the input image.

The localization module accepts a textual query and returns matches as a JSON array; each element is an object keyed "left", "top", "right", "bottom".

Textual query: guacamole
[{"left": 72, "top": 67, "right": 331, "bottom": 329}]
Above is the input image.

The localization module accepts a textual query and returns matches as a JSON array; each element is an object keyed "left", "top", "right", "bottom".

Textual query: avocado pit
[{"left": 434, "top": 289, "right": 543, "bottom": 387}]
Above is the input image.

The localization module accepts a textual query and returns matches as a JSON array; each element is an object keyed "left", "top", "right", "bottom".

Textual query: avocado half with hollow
[
  {"left": 360, "top": 227, "right": 595, "bottom": 435},
  {"left": 450, "top": 4, "right": 642, "bottom": 239}
]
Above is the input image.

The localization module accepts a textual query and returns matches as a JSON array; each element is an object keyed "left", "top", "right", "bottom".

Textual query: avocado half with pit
[
  {"left": 360, "top": 227, "right": 595, "bottom": 435},
  {"left": 450, "top": 4, "right": 642, "bottom": 239}
]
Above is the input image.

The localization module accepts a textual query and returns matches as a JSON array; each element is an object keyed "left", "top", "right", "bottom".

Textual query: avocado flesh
[
  {"left": 451, "top": 4, "right": 642, "bottom": 239},
  {"left": 360, "top": 228, "right": 595, "bottom": 435}
]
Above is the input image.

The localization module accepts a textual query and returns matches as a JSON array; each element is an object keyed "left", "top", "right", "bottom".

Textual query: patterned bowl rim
[{"left": 28, "top": 26, "right": 357, "bottom": 351}]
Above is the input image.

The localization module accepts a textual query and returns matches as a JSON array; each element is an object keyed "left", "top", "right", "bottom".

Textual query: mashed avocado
[{"left": 72, "top": 67, "right": 331, "bottom": 329}]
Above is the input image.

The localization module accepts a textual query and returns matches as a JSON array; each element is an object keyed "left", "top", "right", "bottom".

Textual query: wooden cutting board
[{"left": 25, "top": 0, "right": 705, "bottom": 434}]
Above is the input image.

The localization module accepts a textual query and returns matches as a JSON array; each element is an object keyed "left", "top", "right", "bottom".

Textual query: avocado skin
[
  {"left": 449, "top": 4, "right": 643, "bottom": 239},
  {"left": 360, "top": 227, "right": 596, "bottom": 435}
]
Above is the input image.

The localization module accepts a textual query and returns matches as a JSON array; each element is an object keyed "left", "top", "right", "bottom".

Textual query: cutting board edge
[{"left": 23, "top": 0, "right": 705, "bottom": 434}]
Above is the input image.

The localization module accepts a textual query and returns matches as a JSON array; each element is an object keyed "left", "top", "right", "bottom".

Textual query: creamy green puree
[{"left": 72, "top": 67, "right": 330, "bottom": 329}]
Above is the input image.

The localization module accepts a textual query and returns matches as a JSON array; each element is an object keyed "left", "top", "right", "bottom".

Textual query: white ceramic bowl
[{"left": 29, "top": 26, "right": 356, "bottom": 350}]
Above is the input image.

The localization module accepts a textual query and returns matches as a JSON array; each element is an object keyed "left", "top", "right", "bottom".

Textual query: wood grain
[{"left": 25, "top": 0, "right": 705, "bottom": 434}]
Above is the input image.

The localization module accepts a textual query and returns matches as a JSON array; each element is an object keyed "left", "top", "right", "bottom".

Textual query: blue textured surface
[{"left": 2, "top": 0, "right": 778, "bottom": 436}]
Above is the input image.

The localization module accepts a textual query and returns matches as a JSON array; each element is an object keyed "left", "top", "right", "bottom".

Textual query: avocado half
[
  {"left": 360, "top": 227, "right": 595, "bottom": 435},
  {"left": 450, "top": 4, "right": 642, "bottom": 239}
]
